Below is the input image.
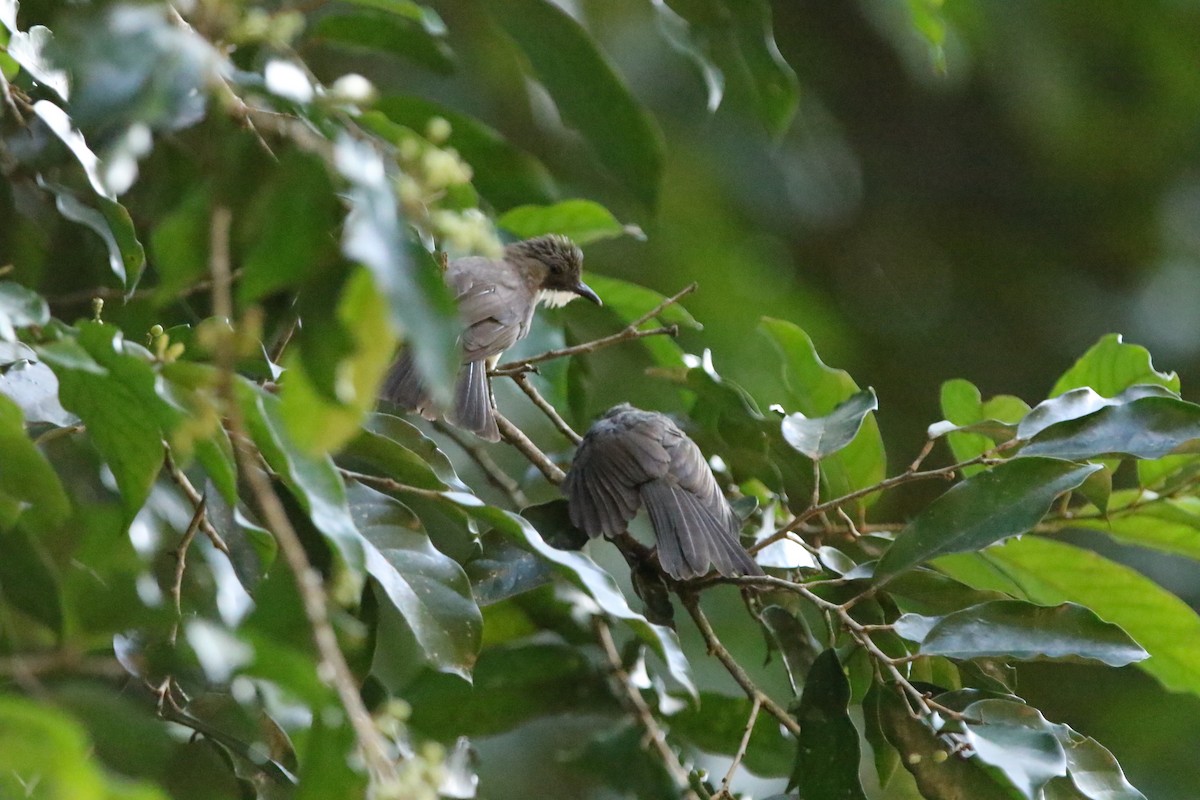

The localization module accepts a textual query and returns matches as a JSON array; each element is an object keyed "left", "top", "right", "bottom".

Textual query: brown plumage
[
  {"left": 563, "top": 404, "right": 763, "bottom": 580},
  {"left": 382, "top": 235, "right": 600, "bottom": 441}
]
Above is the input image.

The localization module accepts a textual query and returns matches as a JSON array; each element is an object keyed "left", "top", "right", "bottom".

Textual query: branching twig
[
  {"left": 594, "top": 618, "right": 701, "bottom": 800},
  {"left": 680, "top": 593, "right": 801, "bottom": 737},
  {"left": 509, "top": 372, "right": 581, "bottom": 444},
  {"left": 714, "top": 697, "right": 760, "bottom": 800},
  {"left": 338, "top": 469, "right": 447, "bottom": 500},
  {"left": 168, "top": 498, "right": 207, "bottom": 646},
  {"left": 495, "top": 411, "right": 566, "bottom": 484},
  {"left": 206, "top": 206, "right": 398, "bottom": 786},
  {"left": 433, "top": 421, "right": 528, "bottom": 507},
  {"left": 491, "top": 283, "right": 696, "bottom": 377},
  {"left": 164, "top": 450, "right": 231, "bottom": 557}
]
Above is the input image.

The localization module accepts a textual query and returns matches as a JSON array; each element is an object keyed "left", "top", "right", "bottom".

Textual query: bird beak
[{"left": 574, "top": 281, "right": 602, "bottom": 306}]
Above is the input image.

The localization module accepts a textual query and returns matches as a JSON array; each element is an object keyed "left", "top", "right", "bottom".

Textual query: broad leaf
[
  {"left": 874, "top": 458, "right": 1101, "bottom": 585},
  {"left": 1050, "top": 723, "right": 1147, "bottom": 800},
  {"left": 897, "top": 601, "right": 1147, "bottom": 666},
  {"left": 782, "top": 388, "right": 878, "bottom": 460},
  {"left": 497, "top": 199, "right": 642, "bottom": 245},
  {"left": 1049, "top": 334, "right": 1179, "bottom": 398},
  {"left": 1020, "top": 395, "right": 1200, "bottom": 461},
  {"left": 670, "top": 693, "right": 795, "bottom": 778},
  {"left": 1017, "top": 385, "right": 1177, "bottom": 440},
  {"left": 0, "top": 280, "right": 49, "bottom": 341},
  {"left": 790, "top": 649, "right": 868, "bottom": 798},
  {"left": 937, "top": 537, "right": 1200, "bottom": 697},
  {"left": 0, "top": 393, "right": 69, "bottom": 528},
  {"left": 962, "top": 699, "right": 1067, "bottom": 799}
]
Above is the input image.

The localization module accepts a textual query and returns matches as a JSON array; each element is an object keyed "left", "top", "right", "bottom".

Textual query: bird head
[{"left": 506, "top": 234, "right": 602, "bottom": 307}]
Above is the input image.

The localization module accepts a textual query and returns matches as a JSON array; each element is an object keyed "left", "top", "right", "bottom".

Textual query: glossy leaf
[
  {"left": 1049, "top": 334, "right": 1179, "bottom": 398},
  {"left": 1021, "top": 394, "right": 1200, "bottom": 461},
  {"left": 670, "top": 693, "right": 795, "bottom": 778},
  {"left": 874, "top": 458, "right": 1101, "bottom": 585},
  {"left": 0, "top": 343, "right": 77, "bottom": 426},
  {"left": 0, "top": 393, "right": 70, "bottom": 527},
  {"left": 349, "top": 482, "right": 482, "bottom": 678},
  {"left": 41, "top": 185, "right": 146, "bottom": 290},
  {"left": 485, "top": 0, "right": 666, "bottom": 208},
  {"left": 761, "top": 604, "right": 821, "bottom": 693},
  {"left": 759, "top": 318, "right": 886, "bottom": 506},
  {"left": 937, "top": 537, "right": 1200, "bottom": 697},
  {"left": 0, "top": 280, "right": 49, "bottom": 341},
  {"left": 497, "top": 199, "right": 643, "bottom": 245},
  {"left": 790, "top": 649, "right": 868, "bottom": 798},
  {"left": 1050, "top": 723, "right": 1147, "bottom": 800},
  {"left": 782, "top": 388, "right": 878, "bottom": 460},
  {"left": 1017, "top": 385, "right": 1176, "bottom": 440},
  {"left": 962, "top": 699, "right": 1067, "bottom": 799},
  {"left": 900, "top": 600, "right": 1147, "bottom": 666}
]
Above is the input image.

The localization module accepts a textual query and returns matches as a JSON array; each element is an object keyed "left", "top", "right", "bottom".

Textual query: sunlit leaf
[
  {"left": 1049, "top": 334, "right": 1179, "bottom": 398},
  {"left": 497, "top": 200, "right": 643, "bottom": 245}
]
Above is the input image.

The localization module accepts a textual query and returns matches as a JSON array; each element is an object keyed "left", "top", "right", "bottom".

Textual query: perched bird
[
  {"left": 382, "top": 235, "right": 600, "bottom": 441},
  {"left": 563, "top": 404, "right": 763, "bottom": 580}
]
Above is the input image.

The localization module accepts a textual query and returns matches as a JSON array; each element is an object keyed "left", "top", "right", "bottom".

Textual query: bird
[
  {"left": 381, "top": 234, "right": 601, "bottom": 442},
  {"left": 563, "top": 404, "right": 763, "bottom": 580}
]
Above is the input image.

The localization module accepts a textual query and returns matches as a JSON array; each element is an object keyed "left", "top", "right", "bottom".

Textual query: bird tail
[
  {"left": 380, "top": 349, "right": 437, "bottom": 419},
  {"left": 446, "top": 359, "right": 499, "bottom": 442},
  {"left": 640, "top": 479, "right": 762, "bottom": 580}
]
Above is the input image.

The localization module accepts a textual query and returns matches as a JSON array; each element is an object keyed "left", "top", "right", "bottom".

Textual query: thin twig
[
  {"left": 338, "top": 469, "right": 447, "bottom": 500},
  {"left": 207, "top": 206, "right": 398, "bottom": 786},
  {"left": 492, "top": 283, "right": 696, "bottom": 376},
  {"left": 164, "top": 450, "right": 231, "bottom": 556},
  {"left": 433, "top": 421, "right": 528, "bottom": 507},
  {"left": 168, "top": 497, "right": 207, "bottom": 646},
  {"left": 33, "top": 424, "right": 85, "bottom": 446},
  {"left": 509, "top": 372, "right": 581, "bottom": 444},
  {"left": 714, "top": 697, "right": 760, "bottom": 800},
  {"left": 594, "top": 618, "right": 701, "bottom": 800},
  {"left": 680, "top": 593, "right": 801, "bottom": 737},
  {"left": 495, "top": 411, "right": 565, "bottom": 484}
]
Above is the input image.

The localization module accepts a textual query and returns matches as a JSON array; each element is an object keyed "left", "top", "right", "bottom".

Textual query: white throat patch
[{"left": 538, "top": 289, "right": 580, "bottom": 309}]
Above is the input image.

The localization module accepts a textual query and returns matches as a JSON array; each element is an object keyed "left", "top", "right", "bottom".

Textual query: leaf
[
  {"left": 663, "top": 0, "right": 799, "bottom": 137},
  {"left": 43, "top": 184, "right": 146, "bottom": 292},
  {"left": 906, "top": 0, "right": 949, "bottom": 72},
  {"left": 874, "top": 458, "right": 1101, "bottom": 585},
  {"left": 937, "top": 378, "right": 1028, "bottom": 474},
  {"left": 310, "top": 10, "right": 453, "bottom": 73},
  {"left": 876, "top": 685, "right": 1016, "bottom": 800},
  {"left": 0, "top": 393, "right": 70, "bottom": 527},
  {"left": 782, "top": 388, "right": 878, "bottom": 460},
  {"left": 902, "top": 600, "right": 1147, "bottom": 666},
  {"left": 0, "top": 526, "right": 64, "bottom": 634},
  {"left": 962, "top": 699, "right": 1067, "bottom": 799},
  {"left": 0, "top": 346, "right": 77, "bottom": 426},
  {"left": 1050, "top": 723, "right": 1147, "bottom": 800},
  {"left": 238, "top": 380, "right": 365, "bottom": 571},
  {"left": 349, "top": 482, "right": 482, "bottom": 678},
  {"left": 6, "top": 25, "right": 69, "bottom": 98},
  {"left": 760, "top": 604, "right": 821, "bottom": 693},
  {"left": 148, "top": 185, "right": 211, "bottom": 302},
  {"left": 652, "top": 0, "right": 724, "bottom": 113},
  {"left": 759, "top": 318, "right": 886, "bottom": 508},
  {"left": 1016, "top": 385, "right": 1176, "bottom": 440},
  {"left": 1020, "top": 394, "right": 1200, "bottom": 461},
  {"left": 1070, "top": 496, "right": 1200, "bottom": 562},
  {"left": 937, "top": 537, "right": 1200, "bottom": 698},
  {"left": 281, "top": 268, "right": 397, "bottom": 454},
  {"left": 1049, "top": 334, "right": 1179, "bottom": 398},
  {"left": 790, "top": 650, "right": 867, "bottom": 797},
  {"left": 335, "top": 134, "right": 460, "bottom": 403},
  {"left": 485, "top": 0, "right": 666, "bottom": 208},
  {"left": 0, "top": 280, "right": 49, "bottom": 341},
  {"left": 669, "top": 693, "right": 795, "bottom": 778},
  {"left": 862, "top": 684, "right": 901, "bottom": 790},
  {"left": 497, "top": 200, "right": 643, "bottom": 245}
]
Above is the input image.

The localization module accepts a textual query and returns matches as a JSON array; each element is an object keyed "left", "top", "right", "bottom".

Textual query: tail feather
[
  {"left": 446, "top": 359, "right": 499, "bottom": 442},
  {"left": 641, "top": 479, "right": 761, "bottom": 579},
  {"left": 381, "top": 350, "right": 436, "bottom": 418}
]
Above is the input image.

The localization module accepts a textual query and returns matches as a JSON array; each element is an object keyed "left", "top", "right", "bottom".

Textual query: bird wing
[
  {"left": 563, "top": 418, "right": 670, "bottom": 539},
  {"left": 447, "top": 257, "right": 535, "bottom": 363}
]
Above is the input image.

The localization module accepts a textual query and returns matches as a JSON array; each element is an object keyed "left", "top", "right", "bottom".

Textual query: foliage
[{"left": 0, "top": 1, "right": 1192, "bottom": 799}]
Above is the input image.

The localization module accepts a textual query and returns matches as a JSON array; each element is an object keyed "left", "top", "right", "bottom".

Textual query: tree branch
[
  {"left": 714, "top": 697, "right": 760, "bottom": 800},
  {"left": 508, "top": 372, "right": 582, "bottom": 444},
  {"left": 433, "top": 420, "right": 528, "bottom": 507},
  {"left": 495, "top": 411, "right": 566, "bottom": 484}
]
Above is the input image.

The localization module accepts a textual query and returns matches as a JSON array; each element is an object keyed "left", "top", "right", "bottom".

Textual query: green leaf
[
  {"left": 0, "top": 392, "right": 70, "bottom": 527},
  {"left": 0, "top": 280, "right": 49, "bottom": 341},
  {"left": 937, "top": 379, "right": 1028, "bottom": 474},
  {"left": 336, "top": 135, "right": 460, "bottom": 403},
  {"left": 1017, "top": 385, "right": 1175, "bottom": 440},
  {"left": 372, "top": 97, "right": 557, "bottom": 209},
  {"left": 0, "top": 526, "right": 64, "bottom": 634},
  {"left": 240, "top": 150, "right": 340, "bottom": 302},
  {"left": 1050, "top": 334, "right": 1179, "bottom": 398},
  {"left": 485, "top": 0, "right": 666, "bottom": 208},
  {"left": 0, "top": 694, "right": 169, "bottom": 800},
  {"left": 962, "top": 699, "right": 1067, "bottom": 799},
  {"left": 863, "top": 684, "right": 901, "bottom": 790},
  {"left": 0, "top": 344, "right": 77, "bottom": 427},
  {"left": 670, "top": 693, "right": 795, "bottom": 778},
  {"left": 281, "top": 268, "right": 397, "bottom": 454},
  {"left": 937, "top": 537, "right": 1200, "bottom": 698},
  {"left": 1070, "top": 496, "right": 1200, "bottom": 562},
  {"left": 1020, "top": 394, "right": 1200, "bottom": 461},
  {"left": 349, "top": 482, "right": 482, "bottom": 678},
  {"left": 782, "top": 388, "right": 878, "bottom": 460},
  {"left": 148, "top": 185, "right": 211, "bottom": 302},
  {"left": 874, "top": 458, "right": 1101, "bottom": 585},
  {"left": 760, "top": 604, "right": 821, "bottom": 693},
  {"left": 759, "top": 318, "right": 886, "bottom": 507},
  {"left": 876, "top": 685, "right": 1016, "bottom": 800},
  {"left": 310, "top": 9, "right": 453, "bottom": 73},
  {"left": 40, "top": 182, "right": 146, "bottom": 292},
  {"left": 906, "top": 0, "right": 949, "bottom": 72},
  {"left": 1050, "top": 723, "right": 1147, "bottom": 800},
  {"left": 497, "top": 200, "right": 643, "bottom": 245},
  {"left": 663, "top": 0, "right": 799, "bottom": 137},
  {"left": 898, "top": 600, "right": 1147, "bottom": 666},
  {"left": 652, "top": 1, "right": 724, "bottom": 113},
  {"left": 239, "top": 381, "right": 365, "bottom": 571},
  {"left": 790, "top": 649, "right": 868, "bottom": 798}
]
